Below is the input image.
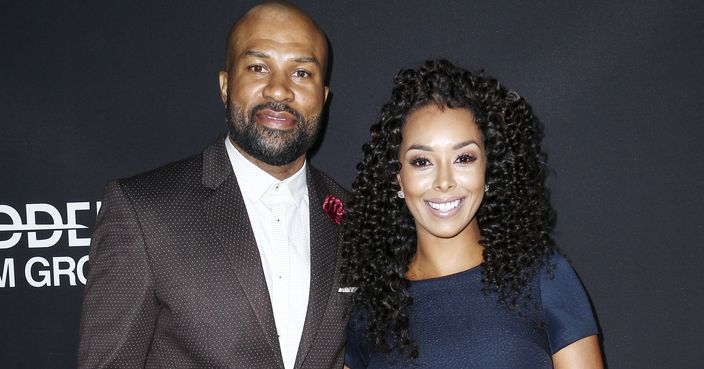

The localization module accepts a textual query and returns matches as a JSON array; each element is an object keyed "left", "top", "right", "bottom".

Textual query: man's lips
[{"left": 255, "top": 109, "right": 297, "bottom": 129}]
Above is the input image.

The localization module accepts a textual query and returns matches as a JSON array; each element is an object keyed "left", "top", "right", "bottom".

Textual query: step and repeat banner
[
  {"left": 2, "top": 1, "right": 703, "bottom": 368},
  {"left": 0, "top": 201, "right": 97, "bottom": 288}
]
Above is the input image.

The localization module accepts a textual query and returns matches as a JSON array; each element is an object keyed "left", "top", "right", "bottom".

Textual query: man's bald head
[
  {"left": 224, "top": 1, "right": 328, "bottom": 74},
  {"left": 217, "top": 1, "right": 330, "bottom": 176}
]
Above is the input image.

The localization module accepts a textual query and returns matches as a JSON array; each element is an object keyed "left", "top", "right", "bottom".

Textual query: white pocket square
[{"left": 338, "top": 287, "right": 358, "bottom": 293}]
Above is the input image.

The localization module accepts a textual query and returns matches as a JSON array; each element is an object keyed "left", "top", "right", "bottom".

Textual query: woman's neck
[{"left": 407, "top": 222, "right": 484, "bottom": 280}]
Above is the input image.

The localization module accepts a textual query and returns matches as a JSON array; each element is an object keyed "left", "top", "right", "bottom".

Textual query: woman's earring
[{"left": 397, "top": 190, "right": 405, "bottom": 199}]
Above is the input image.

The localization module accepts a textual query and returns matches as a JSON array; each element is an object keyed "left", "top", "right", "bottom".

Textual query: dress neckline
[{"left": 408, "top": 263, "right": 482, "bottom": 286}]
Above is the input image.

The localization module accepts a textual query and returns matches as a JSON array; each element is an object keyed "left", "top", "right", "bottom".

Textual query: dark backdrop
[{"left": 1, "top": 1, "right": 702, "bottom": 368}]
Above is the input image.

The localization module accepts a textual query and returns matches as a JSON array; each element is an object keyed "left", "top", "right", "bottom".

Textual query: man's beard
[{"left": 226, "top": 100, "right": 321, "bottom": 166}]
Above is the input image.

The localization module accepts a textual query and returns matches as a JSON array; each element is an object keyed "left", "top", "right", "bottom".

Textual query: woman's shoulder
[
  {"left": 537, "top": 251, "right": 589, "bottom": 295},
  {"left": 537, "top": 250, "right": 599, "bottom": 354},
  {"left": 538, "top": 251, "right": 572, "bottom": 279}
]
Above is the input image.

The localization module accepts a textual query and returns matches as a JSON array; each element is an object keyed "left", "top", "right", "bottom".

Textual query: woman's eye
[
  {"left": 410, "top": 157, "right": 431, "bottom": 167},
  {"left": 455, "top": 154, "right": 477, "bottom": 164}
]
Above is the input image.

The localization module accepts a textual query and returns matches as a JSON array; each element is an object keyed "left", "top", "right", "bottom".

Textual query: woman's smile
[{"left": 425, "top": 197, "right": 463, "bottom": 216}]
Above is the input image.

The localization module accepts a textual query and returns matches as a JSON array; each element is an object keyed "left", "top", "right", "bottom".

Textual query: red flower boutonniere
[{"left": 322, "top": 195, "right": 345, "bottom": 225}]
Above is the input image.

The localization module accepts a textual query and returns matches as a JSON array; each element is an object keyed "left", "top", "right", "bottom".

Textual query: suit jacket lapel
[
  {"left": 202, "top": 137, "right": 284, "bottom": 368},
  {"left": 294, "top": 167, "right": 340, "bottom": 369}
]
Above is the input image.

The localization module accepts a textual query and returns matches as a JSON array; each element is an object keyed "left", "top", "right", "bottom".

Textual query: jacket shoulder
[
  {"left": 309, "top": 166, "right": 351, "bottom": 201},
  {"left": 115, "top": 153, "right": 205, "bottom": 203}
]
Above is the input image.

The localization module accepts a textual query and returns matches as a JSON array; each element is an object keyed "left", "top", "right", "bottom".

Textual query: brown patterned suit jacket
[{"left": 77, "top": 136, "right": 352, "bottom": 368}]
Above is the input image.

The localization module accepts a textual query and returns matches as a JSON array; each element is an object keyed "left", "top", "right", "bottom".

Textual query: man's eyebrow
[
  {"left": 242, "top": 50, "right": 270, "bottom": 59},
  {"left": 242, "top": 50, "right": 321, "bottom": 67},
  {"left": 292, "top": 56, "right": 321, "bottom": 66}
]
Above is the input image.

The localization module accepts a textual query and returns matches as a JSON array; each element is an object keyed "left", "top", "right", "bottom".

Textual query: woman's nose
[{"left": 433, "top": 164, "right": 456, "bottom": 192}]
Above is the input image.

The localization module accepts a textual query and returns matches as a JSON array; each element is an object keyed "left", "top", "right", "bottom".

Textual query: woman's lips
[
  {"left": 255, "top": 109, "right": 297, "bottom": 129},
  {"left": 425, "top": 197, "right": 464, "bottom": 217}
]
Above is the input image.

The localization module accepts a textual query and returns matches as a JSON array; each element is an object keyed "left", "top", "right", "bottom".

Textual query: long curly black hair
[{"left": 340, "top": 59, "right": 557, "bottom": 358}]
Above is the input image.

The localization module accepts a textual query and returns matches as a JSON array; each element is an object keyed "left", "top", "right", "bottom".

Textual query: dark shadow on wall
[{"left": 308, "top": 37, "right": 334, "bottom": 161}]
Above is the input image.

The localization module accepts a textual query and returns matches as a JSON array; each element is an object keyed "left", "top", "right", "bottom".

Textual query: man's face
[{"left": 219, "top": 9, "right": 329, "bottom": 166}]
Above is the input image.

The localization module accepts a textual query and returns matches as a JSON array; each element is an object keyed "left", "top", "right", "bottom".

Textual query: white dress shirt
[{"left": 225, "top": 137, "right": 310, "bottom": 369}]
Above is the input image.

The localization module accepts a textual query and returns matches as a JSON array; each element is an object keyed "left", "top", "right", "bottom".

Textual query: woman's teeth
[{"left": 427, "top": 199, "right": 461, "bottom": 212}]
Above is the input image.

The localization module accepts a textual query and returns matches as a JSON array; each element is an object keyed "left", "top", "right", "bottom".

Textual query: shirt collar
[{"left": 225, "top": 136, "right": 308, "bottom": 205}]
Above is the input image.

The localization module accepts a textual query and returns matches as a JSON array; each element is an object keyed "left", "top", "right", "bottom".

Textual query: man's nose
[{"left": 262, "top": 72, "right": 294, "bottom": 103}]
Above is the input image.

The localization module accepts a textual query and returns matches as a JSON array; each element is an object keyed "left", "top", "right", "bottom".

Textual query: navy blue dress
[{"left": 345, "top": 253, "right": 598, "bottom": 369}]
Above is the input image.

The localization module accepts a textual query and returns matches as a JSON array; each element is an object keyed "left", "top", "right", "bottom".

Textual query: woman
[{"left": 341, "top": 60, "right": 603, "bottom": 368}]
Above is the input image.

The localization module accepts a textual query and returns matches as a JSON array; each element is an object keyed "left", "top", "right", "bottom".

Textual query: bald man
[{"left": 77, "top": 2, "right": 351, "bottom": 368}]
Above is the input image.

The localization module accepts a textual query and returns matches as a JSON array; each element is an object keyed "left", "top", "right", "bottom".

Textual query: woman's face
[{"left": 397, "top": 105, "right": 486, "bottom": 240}]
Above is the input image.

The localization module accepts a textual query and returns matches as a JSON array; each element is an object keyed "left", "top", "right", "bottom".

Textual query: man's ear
[{"left": 218, "top": 71, "right": 229, "bottom": 105}]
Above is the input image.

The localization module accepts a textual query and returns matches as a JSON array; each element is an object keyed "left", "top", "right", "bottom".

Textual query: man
[{"left": 77, "top": 2, "right": 351, "bottom": 368}]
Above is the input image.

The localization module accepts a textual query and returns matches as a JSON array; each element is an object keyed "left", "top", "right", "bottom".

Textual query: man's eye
[
  {"left": 410, "top": 157, "right": 431, "bottom": 167},
  {"left": 249, "top": 65, "right": 266, "bottom": 73},
  {"left": 455, "top": 154, "right": 477, "bottom": 164},
  {"left": 293, "top": 69, "right": 311, "bottom": 78}
]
